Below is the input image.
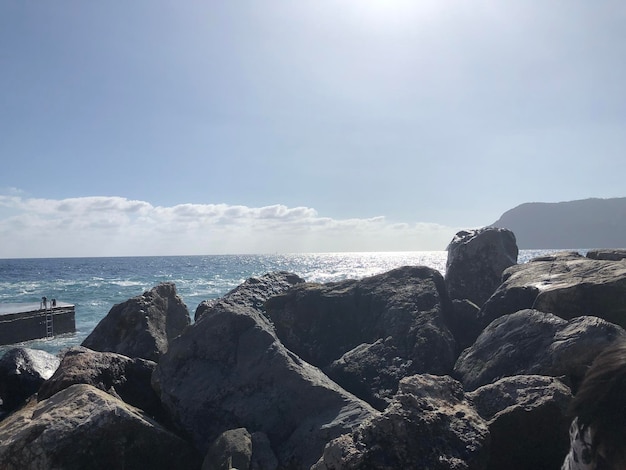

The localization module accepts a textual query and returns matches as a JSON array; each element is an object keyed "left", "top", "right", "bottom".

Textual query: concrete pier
[{"left": 0, "top": 302, "right": 75, "bottom": 345}]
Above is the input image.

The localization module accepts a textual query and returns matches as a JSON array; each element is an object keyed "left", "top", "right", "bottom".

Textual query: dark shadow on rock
[{"left": 468, "top": 375, "right": 572, "bottom": 470}]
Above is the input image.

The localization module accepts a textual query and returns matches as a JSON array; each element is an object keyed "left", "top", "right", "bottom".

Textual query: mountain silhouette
[{"left": 491, "top": 197, "right": 626, "bottom": 249}]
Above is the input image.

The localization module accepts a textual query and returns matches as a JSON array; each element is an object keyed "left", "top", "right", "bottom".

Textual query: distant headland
[{"left": 491, "top": 197, "right": 626, "bottom": 249}]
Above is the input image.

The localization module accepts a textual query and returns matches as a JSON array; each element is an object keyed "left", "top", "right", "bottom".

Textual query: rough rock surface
[
  {"left": 468, "top": 375, "right": 572, "bottom": 470},
  {"left": 202, "top": 428, "right": 252, "bottom": 470},
  {"left": 0, "top": 347, "right": 60, "bottom": 411},
  {"left": 445, "top": 227, "right": 518, "bottom": 306},
  {"left": 586, "top": 249, "right": 626, "bottom": 261},
  {"left": 82, "top": 282, "right": 190, "bottom": 362},
  {"left": 266, "top": 266, "right": 457, "bottom": 407},
  {"left": 153, "top": 301, "right": 377, "bottom": 469},
  {"left": 38, "top": 346, "right": 164, "bottom": 421},
  {"left": 323, "top": 337, "right": 413, "bottom": 410},
  {"left": 454, "top": 309, "right": 626, "bottom": 391},
  {"left": 312, "top": 374, "right": 490, "bottom": 470},
  {"left": 0, "top": 384, "right": 199, "bottom": 470},
  {"left": 194, "top": 271, "right": 305, "bottom": 321},
  {"left": 479, "top": 252, "right": 626, "bottom": 329}
]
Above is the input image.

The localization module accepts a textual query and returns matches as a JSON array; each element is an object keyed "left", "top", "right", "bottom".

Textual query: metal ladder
[{"left": 45, "top": 308, "right": 54, "bottom": 338}]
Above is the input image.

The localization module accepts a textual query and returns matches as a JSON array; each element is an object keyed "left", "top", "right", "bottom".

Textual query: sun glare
[{"left": 346, "top": 0, "right": 444, "bottom": 29}]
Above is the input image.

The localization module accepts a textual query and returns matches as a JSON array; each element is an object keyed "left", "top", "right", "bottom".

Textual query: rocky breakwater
[{"left": 1, "top": 239, "right": 626, "bottom": 469}]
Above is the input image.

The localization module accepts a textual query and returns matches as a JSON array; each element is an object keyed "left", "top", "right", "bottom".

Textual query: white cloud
[{"left": 0, "top": 195, "right": 461, "bottom": 258}]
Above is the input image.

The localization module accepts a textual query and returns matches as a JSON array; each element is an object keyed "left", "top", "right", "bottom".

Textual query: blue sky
[{"left": 1, "top": 1, "right": 625, "bottom": 257}]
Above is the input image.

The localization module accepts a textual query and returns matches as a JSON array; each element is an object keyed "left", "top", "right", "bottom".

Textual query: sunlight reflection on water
[{"left": 0, "top": 249, "right": 569, "bottom": 355}]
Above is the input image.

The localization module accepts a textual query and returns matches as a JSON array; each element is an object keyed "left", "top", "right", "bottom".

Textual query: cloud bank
[{"left": 0, "top": 195, "right": 460, "bottom": 258}]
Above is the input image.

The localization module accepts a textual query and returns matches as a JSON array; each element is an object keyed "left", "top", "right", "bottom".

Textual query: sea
[{"left": 0, "top": 250, "right": 564, "bottom": 356}]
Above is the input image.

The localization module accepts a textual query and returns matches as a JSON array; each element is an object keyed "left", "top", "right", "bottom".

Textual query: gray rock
[
  {"left": 445, "top": 227, "right": 518, "bottom": 306},
  {"left": 38, "top": 346, "right": 164, "bottom": 422},
  {"left": 0, "top": 384, "right": 199, "bottom": 470},
  {"left": 586, "top": 249, "right": 626, "bottom": 261},
  {"left": 266, "top": 266, "right": 457, "bottom": 407},
  {"left": 82, "top": 282, "right": 190, "bottom": 362},
  {"left": 530, "top": 251, "right": 584, "bottom": 262},
  {"left": 324, "top": 338, "right": 412, "bottom": 410},
  {"left": 202, "top": 428, "right": 252, "bottom": 470},
  {"left": 454, "top": 309, "right": 626, "bottom": 391},
  {"left": 312, "top": 374, "right": 490, "bottom": 470},
  {"left": 153, "top": 301, "right": 377, "bottom": 469},
  {"left": 479, "top": 252, "right": 626, "bottom": 329},
  {"left": 468, "top": 375, "right": 572, "bottom": 470},
  {"left": 0, "top": 347, "right": 60, "bottom": 410},
  {"left": 195, "top": 271, "right": 305, "bottom": 321}
]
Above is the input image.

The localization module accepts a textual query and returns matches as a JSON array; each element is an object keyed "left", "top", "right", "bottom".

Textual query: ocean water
[{"left": 0, "top": 250, "right": 561, "bottom": 356}]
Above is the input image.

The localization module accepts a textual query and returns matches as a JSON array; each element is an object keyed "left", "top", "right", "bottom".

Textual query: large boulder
[
  {"left": 265, "top": 266, "right": 457, "bottom": 408},
  {"left": 445, "top": 228, "right": 518, "bottom": 306},
  {"left": 454, "top": 309, "right": 626, "bottom": 391},
  {"left": 479, "top": 252, "right": 626, "bottom": 329},
  {"left": 153, "top": 301, "right": 377, "bottom": 469},
  {"left": 312, "top": 374, "right": 490, "bottom": 470},
  {"left": 38, "top": 346, "right": 164, "bottom": 422},
  {"left": 194, "top": 271, "right": 305, "bottom": 321},
  {"left": 468, "top": 375, "right": 572, "bottom": 470},
  {"left": 586, "top": 249, "right": 626, "bottom": 261},
  {"left": 0, "top": 384, "right": 200, "bottom": 470},
  {"left": 82, "top": 282, "right": 190, "bottom": 362},
  {"left": 0, "top": 348, "right": 60, "bottom": 411}
]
